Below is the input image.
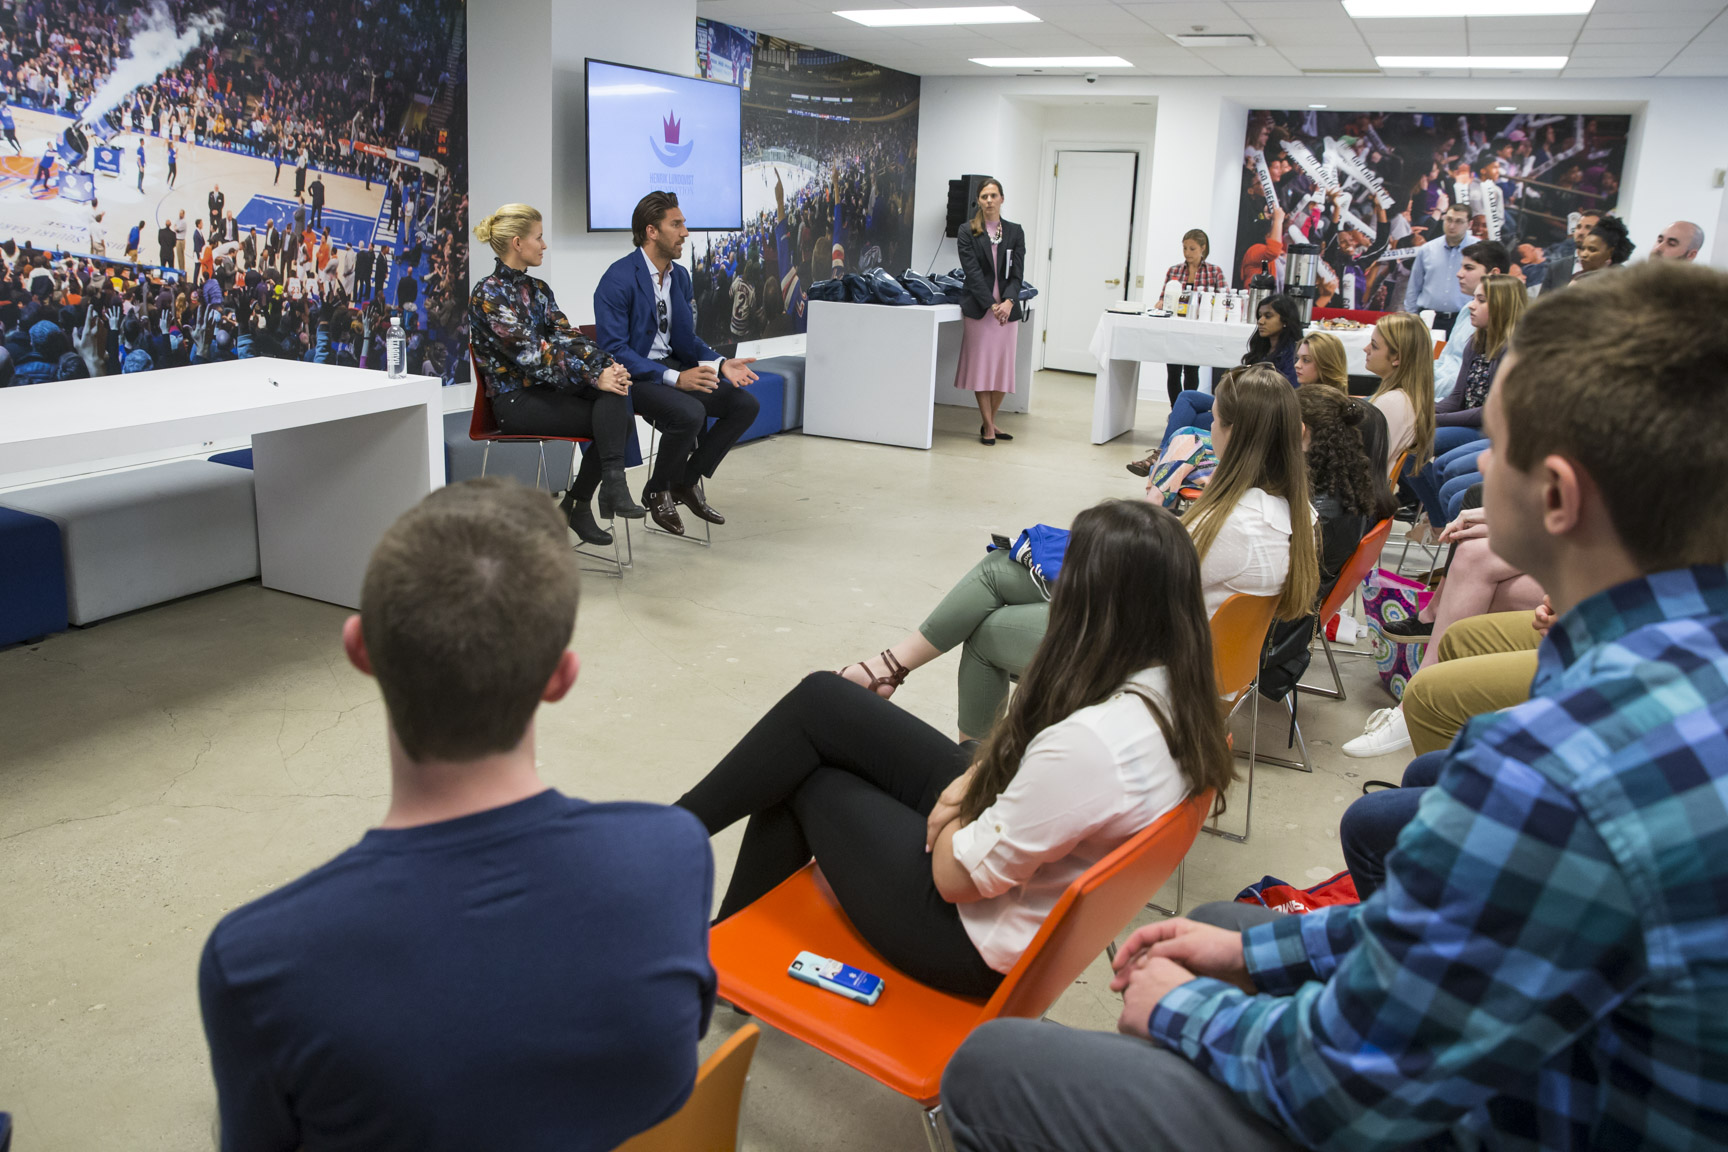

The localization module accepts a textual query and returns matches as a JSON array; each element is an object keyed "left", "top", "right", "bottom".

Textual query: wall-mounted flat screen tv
[{"left": 586, "top": 58, "right": 743, "bottom": 232}]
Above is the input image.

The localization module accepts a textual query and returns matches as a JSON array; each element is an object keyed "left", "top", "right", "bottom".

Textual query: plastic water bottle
[{"left": 386, "top": 315, "right": 406, "bottom": 378}]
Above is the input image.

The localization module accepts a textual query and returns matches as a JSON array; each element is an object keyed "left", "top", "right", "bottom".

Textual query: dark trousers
[
  {"left": 1338, "top": 751, "right": 1447, "bottom": 900},
  {"left": 490, "top": 385, "right": 632, "bottom": 501},
  {"left": 942, "top": 902, "right": 1297, "bottom": 1152},
  {"left": 631, "top": 360, "right": 761, "bottom": 495},
  {"left": 675, "top": 673, "right": 1002, "bottom": 997},
  {"left": 310, "top": 202, "right": 323, "bottom": 229},
  {"left": 1165, "top": 362, "right": 1199, "bottom": 405},
  {"left": 1429, "top": 310, "right": 1458, "bottom": 335}
]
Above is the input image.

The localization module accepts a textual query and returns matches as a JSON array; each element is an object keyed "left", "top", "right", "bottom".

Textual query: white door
[{"left": 1041, "top": 151, "right": 1137, "bottom": 373}]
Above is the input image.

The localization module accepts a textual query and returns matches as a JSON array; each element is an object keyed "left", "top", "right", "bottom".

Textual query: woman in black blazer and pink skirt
[{"left": 956, "top": 178, "right": 1025, "bottom": 445}]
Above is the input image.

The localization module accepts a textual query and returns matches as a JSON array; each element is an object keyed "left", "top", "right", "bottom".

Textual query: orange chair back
[
  {"left": 1208, "top": 592, "right": 1280, "bottom": 701},
  {"left": 708, "top": 789, "right": 1213, "bottom": 1106},
  {"left": 1318, "top": 518, "right": 1393, "bottom": 623},
  {"left": 614, "top": 1024, "right": 760, "bottom": 1152},
  {"left": 983, "top": 788, "right": 1213, "bottom": 1022}
]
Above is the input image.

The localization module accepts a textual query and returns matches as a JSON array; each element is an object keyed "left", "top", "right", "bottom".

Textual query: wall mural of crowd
[{"left": 0, "top": 0, "right": 469, "bottom": 390}]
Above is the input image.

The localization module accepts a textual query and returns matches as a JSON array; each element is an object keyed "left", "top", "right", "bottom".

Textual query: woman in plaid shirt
[{"left": 1160, "top": 229, "right": 1227, "bottom": 402}]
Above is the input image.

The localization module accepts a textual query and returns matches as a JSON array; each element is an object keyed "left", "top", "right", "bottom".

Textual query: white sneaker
[{"left": 1344, "top": 706, "right": 1411, "bottom": 758}]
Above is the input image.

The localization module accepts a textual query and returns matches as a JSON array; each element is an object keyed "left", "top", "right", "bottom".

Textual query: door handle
[{"left": 1104, "top": 278, "right": 1121, "bottom": 286}]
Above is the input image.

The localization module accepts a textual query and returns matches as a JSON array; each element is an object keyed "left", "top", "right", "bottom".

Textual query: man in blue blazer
[{"left": 593, "top": 192, "right": 758, "bottom": 536}]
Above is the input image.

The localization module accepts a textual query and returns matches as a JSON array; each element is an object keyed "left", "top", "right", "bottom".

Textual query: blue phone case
[{"left": 789, "top": 950, "right": 883, "bottom": 1005}]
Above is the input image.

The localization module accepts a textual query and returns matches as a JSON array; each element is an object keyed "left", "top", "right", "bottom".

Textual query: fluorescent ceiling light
[
  {"left": 1170, "top": 33, "right": 1262, "bottom": 47},
  {"left": 1496, "top": 105, "right": 1518, "bottom": 110},
  {"left": 1309, "top": 103, "right": 1328, "bottom": 108},
  {"left": 1377, "top": 55, "right": 1567, "bottom": 68},
  {"left": 836, "top": 6, "right": 1038, "bottom": 26},
  {"left": 970, "top": 56, "right": 1133, "bottom": 67},
  {"left": 1345, "top": 0, "right": 1592, "bottom": 15}
]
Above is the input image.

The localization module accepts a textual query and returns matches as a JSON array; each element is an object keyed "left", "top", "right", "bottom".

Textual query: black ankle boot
[
  {"left": 597, "top": 469, "right": 646, "bottom": 519},
  {"left": 567, "top": 499, "right": 614, "bottom": 547}
]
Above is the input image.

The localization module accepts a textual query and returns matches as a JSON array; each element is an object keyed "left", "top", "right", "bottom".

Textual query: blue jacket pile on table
[{"left": 807, "top": 269, "right": 1038, "bottom": 308}]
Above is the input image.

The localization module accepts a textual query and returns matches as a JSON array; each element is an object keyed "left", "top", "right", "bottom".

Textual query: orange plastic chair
[
  {"left": 707, "top": 788, "right": 1214, "bottom": 1151},
  {"left": 614, "top": 1024, "right": 761, "bottom": 1152},
  {"left": 1300, "top": 518, "right": 1394, "bottom": 702},
  {"left": 1203, "top": 591, "right": 1281, "bottom": 843}
]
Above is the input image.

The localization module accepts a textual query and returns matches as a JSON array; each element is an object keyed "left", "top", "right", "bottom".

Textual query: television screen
[{"left": 586, "top": 58, "right": 743, "bottom": 232}]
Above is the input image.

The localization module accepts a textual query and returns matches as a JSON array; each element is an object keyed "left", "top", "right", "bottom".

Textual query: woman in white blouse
[
  {"left": 838, "top": 365, "right": 1319, "bottom": 739},
  {"left": 676, "top": 501, "right": 1234, "bottom": 995},
  {"left": 1362, "top": 310, "right": 1435, "bottom": 478}
]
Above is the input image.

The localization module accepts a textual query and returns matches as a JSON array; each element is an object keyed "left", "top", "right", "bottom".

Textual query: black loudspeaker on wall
[{"left": 945, "top": 174, "right": 991, "bottom": 239}]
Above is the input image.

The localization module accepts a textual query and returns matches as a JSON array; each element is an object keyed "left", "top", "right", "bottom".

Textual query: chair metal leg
[
  {"left": 640, "top": 424, "right": 714, "bottom": 548},
  {"left": 479, "top": 442, "right": 491, "bottom": 478},
  {"left": 923, "top": 1105, "right": 955, "bottom": 1152},
  {"left": 1297, "top": 630, "right": 1347, "bottom": 700},
  {"left": 1145, "top": 858, "right": 1186, "bottom": 917},
  {"left": 566, "top": 447, "right": 626, "bottom": 579},
  {"left": 1249, "top": 693, "right": 1313, "bottom": 772},
  {"left": 1205, "top": 685, "right": 1259, "bottom": 843}
]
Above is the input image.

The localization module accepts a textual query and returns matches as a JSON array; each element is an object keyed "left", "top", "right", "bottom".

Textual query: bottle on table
[{"left": 386, "top": 315, "right": 406, "bottom": 379}]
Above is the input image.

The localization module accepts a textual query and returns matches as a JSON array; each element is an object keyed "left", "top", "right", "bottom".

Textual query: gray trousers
[{"left": 941, "top": 903, "right": 1299, "bottom": 1152}]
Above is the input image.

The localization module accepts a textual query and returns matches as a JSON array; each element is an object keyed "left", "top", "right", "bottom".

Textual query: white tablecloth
[{"left": 1088, "top": 312, "right": 1394, "bottom": 377}]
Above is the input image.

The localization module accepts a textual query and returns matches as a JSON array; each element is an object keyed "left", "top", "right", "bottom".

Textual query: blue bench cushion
[
  {"left": 209, "top": 448, "right": 254, "bottom": 469},
  {"left": 0, "top": 506, "right": 69, "bottom": 644}
]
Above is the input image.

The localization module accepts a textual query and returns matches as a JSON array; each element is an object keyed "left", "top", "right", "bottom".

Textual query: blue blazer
[{"left": 593, "top": 251, "right": 722, "bottom": 384}]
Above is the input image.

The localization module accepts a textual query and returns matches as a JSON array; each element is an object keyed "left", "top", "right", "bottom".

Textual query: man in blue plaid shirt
[{"left": 942, "top": 260, "right": 1728, "bottom": 1151}]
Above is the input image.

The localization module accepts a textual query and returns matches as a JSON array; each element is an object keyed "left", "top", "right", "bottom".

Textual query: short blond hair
[{"left": 474, "top": 203, "right": 542, "bottom": 258}]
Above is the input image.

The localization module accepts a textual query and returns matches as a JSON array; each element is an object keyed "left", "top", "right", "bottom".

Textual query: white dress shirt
[
  {"left": 1199, "top": 487, "right": 1293, "bottom": 617},
  {"left": 951, "top": 666, "right": 1191, "bottom": 974},
  {"left": 641, "top": 248, "right": 682, "bottom": 387},
  {"left": 1374, "top": 389, "right": 1418, "bottom": 473}
]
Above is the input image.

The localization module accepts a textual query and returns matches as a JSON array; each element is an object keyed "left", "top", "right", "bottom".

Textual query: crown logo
[{"left": 663, "top": 113, "right": 681, "bottom": 144}]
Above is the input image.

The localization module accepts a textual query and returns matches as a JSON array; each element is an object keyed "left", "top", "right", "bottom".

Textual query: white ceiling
[{"left": 694, "top": 0, "right": 1728, "bottom": 78}]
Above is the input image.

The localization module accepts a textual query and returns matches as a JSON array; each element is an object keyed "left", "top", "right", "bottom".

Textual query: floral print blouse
[{"left": 468, "top": 259, "right": 613, "bottom": 397}]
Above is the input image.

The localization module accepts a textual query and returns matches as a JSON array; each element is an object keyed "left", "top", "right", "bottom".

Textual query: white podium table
[
  {"left": 1086, "top": 312, "right": 1397, "bottom": 444},
  {"left": 0, "top": 359, "right": 443, "bottom": 608},
  {"left": 804, "top": 299, "right": 1035, "bottom": 450}
]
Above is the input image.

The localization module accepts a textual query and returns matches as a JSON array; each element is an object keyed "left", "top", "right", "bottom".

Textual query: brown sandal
[
  {"left": 839, "top": 649, "right": 911, "bottom": 698},
  {"left": 1125, "top": 456, "right": 1155, "bottom": 477}
]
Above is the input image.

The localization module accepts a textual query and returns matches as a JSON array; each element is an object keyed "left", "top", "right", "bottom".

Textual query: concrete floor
[{"left": 0, "top": 370, "right": 1410, "bottom": 1151}]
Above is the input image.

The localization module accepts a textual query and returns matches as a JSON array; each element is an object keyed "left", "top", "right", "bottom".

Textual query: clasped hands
[
  {"left": 1108, "top": 919, "right": 1254, "bottom": 1040},
  {"left": 990, "top": 300, "right": 1013, "bottom": 325},
  {"left": 676, "top": 357, "right": 758, "bottom": 394},
  {"left": 595, "top": 362, "right": 631, "bottom": 396}
]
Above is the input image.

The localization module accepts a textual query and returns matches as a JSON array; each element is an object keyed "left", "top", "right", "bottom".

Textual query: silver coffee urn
[{"left": 1286, "top": 242, "right": 1322, "bottom": 324}]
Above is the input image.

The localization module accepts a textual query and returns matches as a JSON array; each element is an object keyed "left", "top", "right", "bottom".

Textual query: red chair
[
  {"left": 467, "top": 352, "right": 627, "bottom": 575},
  {"left": 708, "top": 789, "right": 1214, "bottom": 1151}
]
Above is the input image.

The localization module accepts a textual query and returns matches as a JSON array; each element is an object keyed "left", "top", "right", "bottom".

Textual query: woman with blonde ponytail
[{"left": 468, "top": 203, "right": 645, "bottom": 545}]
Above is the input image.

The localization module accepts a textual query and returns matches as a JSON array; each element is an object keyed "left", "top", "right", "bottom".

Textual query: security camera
[{"left": 1084, "top": 72, "right": 1099, "bottom": 84}]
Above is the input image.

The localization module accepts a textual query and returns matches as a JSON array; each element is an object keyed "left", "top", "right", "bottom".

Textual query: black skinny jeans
[
  {"left": 676, "top": 673, "right": 1003, "bottom": 998},
  {"left": 491, "top": 385, "right": 632, "bottom": 501},
  {"left": 1166, "top": 362, "right": 1199, "bottom": 404}
]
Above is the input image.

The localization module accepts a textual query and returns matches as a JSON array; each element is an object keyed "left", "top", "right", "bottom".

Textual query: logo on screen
[{"left": 650, "top": 112, "right": 693, "bottom": 167}]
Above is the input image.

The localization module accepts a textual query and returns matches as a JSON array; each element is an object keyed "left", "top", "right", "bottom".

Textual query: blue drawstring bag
[
  {"left": 866, "top": 268, "right": 916, "bottom": 305},
  {"left": 900, "top": 270, "right": 940, "bottom": 304},
  {"left": 1018, "top": 282, "right": 1039, "bottom": 301},
  {"left": 988, "top": 525, "right": 1070, "bottom": 600},
  {"left": 807, "top": 277, "right": 846, "bottom": 302}
]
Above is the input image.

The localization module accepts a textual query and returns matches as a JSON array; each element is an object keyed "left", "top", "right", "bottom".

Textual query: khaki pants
[{"left": 1404, "top": 610, "right": 1542, "bottom": 756}]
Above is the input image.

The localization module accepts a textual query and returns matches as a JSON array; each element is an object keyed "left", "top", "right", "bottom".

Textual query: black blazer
[{"left": 957, "top": 219, "right": 1026, "bottom": 321}]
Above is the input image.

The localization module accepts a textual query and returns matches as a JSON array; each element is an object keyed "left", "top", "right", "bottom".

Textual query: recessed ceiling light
[
  {"left": 1346, "top": 0, "right": 1592, "bottom": 15},
  {"left": 1309, "top": 103, "right": 1328, "bottom": 108},
  {"left": 969, "top": 56, "right": 1133, "bottom": 67},
  {"left": 1377, "top": 55, "right": 1567, "bottom": 68},
  {"left": 1496, "top": 105, "right": 1518, "bottom": 110},
  {"left": 835, "top": 5, "right": 1039, "bottom": 25},
  {"left": 1170, "top": 33, "right": 1263, "bottom": 47}
]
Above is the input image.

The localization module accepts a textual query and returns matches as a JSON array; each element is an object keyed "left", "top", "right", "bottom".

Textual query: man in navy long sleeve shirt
[{"left": 199, "top": 479, "right": 716, "bottom": 1152}]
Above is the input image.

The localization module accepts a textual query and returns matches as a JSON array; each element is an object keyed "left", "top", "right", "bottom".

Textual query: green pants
[{"left": 919, "top": 550, "right": 1049, "bottom": 737}]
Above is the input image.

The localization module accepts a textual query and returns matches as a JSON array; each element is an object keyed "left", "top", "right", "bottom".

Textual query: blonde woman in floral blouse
[{"left": 468, "top": 203, "right": 644, "bottom": 546}]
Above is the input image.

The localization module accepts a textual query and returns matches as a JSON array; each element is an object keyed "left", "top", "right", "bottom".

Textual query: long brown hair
[
  {"left": 1472, "top": 272, "right": 1528, "bottom": 361},
  {"left": 968, "top": 178, "right": 1004, "bottom": 236},
  {"left": 1181, "top": 365, "right": 1320, "bottom": 620},
  {"left": 1368, "top": 311, "right": 1436, "bottom": 467},
  {"left": 961, "top": 501, "right": 1233, "bottom": 822}
]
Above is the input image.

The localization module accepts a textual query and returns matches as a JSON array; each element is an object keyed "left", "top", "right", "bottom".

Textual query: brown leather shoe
[
  {"left": 644, "top": 489, "right": 685, "bottom": 536},
  {"left": 670, "top": 484, "right": 725, "bottom": 525}
]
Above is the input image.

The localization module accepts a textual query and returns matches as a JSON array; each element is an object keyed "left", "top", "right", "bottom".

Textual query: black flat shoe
[
  {"left": 982, "top": 424, "right": 1013, "bottom": 442},
  {"left": 980, "top": 434, "right": 996, "bottom": 445}
]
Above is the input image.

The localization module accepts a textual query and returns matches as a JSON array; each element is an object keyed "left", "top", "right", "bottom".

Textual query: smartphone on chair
[{"left": 789, "top": 951, "right": 883, "bottom": 1005}]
